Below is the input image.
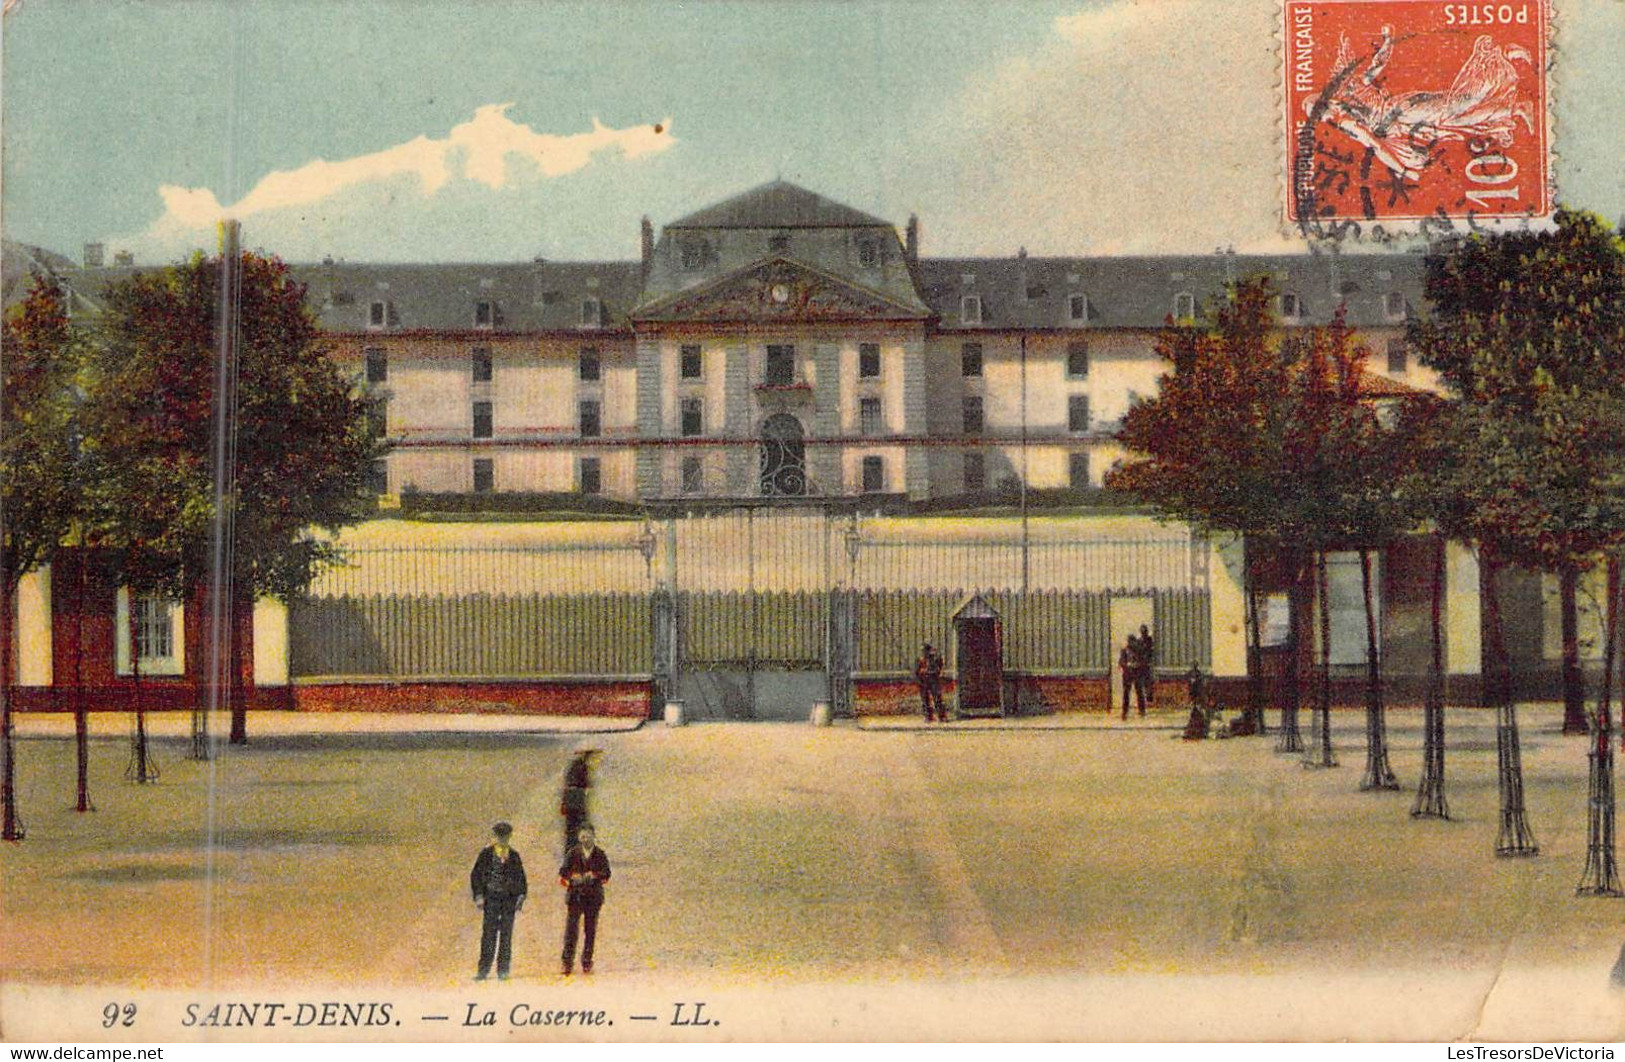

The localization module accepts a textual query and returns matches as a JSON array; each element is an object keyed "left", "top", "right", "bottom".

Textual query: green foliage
[
  {"left": 1407, "top": 210, "right": 1625, "bottom": 573},
  {"left": 82, "top": 251, "right": 385, "bottom": 602},
  {"left": 1, "top": 275, "right": 82, "bottom": 590}
]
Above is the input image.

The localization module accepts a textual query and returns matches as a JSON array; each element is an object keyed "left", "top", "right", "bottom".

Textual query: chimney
[
  {"left": 640, "top": 216, "right": 655, "bottom": 280},
  {"left": 112, "top": 251, "right": 134, "bottom": 267},
  {"left": 1016, "top": 246, "right": 1029, "bottom": 301},
  {"left": 905, "top": 215, "right": 919, "bottom": 264},
  {"left": 83, "top": 242, "right": 105, "bottom": 268}
]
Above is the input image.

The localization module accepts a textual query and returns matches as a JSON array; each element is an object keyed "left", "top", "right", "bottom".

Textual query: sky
[{"left": 2, "top": 0, "right": 1621, "bottom": 264}]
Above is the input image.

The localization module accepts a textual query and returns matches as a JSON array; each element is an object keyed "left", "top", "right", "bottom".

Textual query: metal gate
[{"left": 668, "top": 507, "right": 838, "bottom": 721}]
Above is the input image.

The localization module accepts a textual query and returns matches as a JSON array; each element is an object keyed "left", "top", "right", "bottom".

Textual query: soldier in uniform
[
  {"left": 915, "top": 642, "right": 946, "bottom": 723},
  {"left": 470, "top": 821, "right": 527, "bottom": 981},
  {"left": 559, "top": 825, "right": 612, "bottom": 976},
  {"left": 1136, "top": 624, "right": 1157, "bottom": 708}
]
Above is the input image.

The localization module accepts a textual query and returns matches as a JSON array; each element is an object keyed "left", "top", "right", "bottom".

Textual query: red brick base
[
  {"left": 290, "top": 681, "right": 650, "bottom": 717},
  {"left": 9, "top": 683, "right": 290, "bottom": 713}
]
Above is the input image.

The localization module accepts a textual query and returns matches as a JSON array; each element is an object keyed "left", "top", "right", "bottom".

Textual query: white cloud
[
  {"left": 118, "top": 105, "right": 675, "bottom": 260},
  {"left": 893, "top": 0, "right": 1310, "bottom": 255}
]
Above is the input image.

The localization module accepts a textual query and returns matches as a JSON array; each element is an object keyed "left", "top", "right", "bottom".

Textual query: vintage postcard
[{"left": 3, "top": 0, "right": 1625, "bottom": 1046}]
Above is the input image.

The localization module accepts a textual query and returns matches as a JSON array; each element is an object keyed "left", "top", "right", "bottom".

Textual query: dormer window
[
  {"left": 1384, "top": 291, "right": 1407, "bottom": 319},
  {"left": 1068, "top": 293, "right": 1089, "bottom": 323},
  {"left": 1174, "top": 292, "right": 1195, "bottom": 321},
  {"left": 679, "top": 241, "right": 707, "bottom": 270},
  {"left": 580, "top": 297, "right": 601, "bottom": 328},
  {"left": 768, "top": 234, "right": 791, "bottom": 253},
  {"left": 857, "top": 241, "right": 878, "bottom": 268},
  {"left": 960, "top": 295, "right": 983, "bottom": 325},
  {"left": 1280, "top": 292, "right": 1302, "bottom": 319},
  {"left": 474, "top": 300, "right": 497, "bottom": 329},
  {"left": 368, "top": 300, "right": 392, "bottom": 330}
]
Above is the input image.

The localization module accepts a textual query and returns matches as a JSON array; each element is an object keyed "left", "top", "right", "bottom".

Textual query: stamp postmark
[{"left": 1285, "top": 0, "right": 1552, "bottom": 239}]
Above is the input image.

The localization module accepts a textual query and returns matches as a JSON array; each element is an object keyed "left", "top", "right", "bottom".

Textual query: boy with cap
[{"left": 470, "top": 821, "right": 527, "bottom": 980}]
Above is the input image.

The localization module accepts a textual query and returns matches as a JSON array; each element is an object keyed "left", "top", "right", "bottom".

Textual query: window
[
  {"left": 1067, "top": 340, "right": 1090, "bottom": 378},
  {"left": 1281, "top": 292, "right": 1302, "bottom": 319},
  {"left": 472, "top": 401, "right": 493, "bottom": 439},
  {"left": 1069, "top": 451, "right": 1091, "bottom": 489},
  {"left": 964, "top": 451, "right": 986, "bottom": 493},
  {"left": 366, "top": 459, "right": 388, "bottom": 495},
  {"left": 471, "top": 347, "right": 493, "bottom": 383},
  {"left": 961, "top": 342, "right": 983, "bottom": 378},
  {"left": 136, "top": 598, "right": 174, "bottom": 661},
  {"left": 857, "top": 241, "right": 878, "bottom": 267},
  {"left": 472, "top": 458, "right": 494, "bottom": 494},
  {"left": 364, "top": 347, "right": 387, "bottom": 384},
  {"left": 681, "top": 398, "right": 704, "bottom": 437},
  {"left": 579, "top": 457, "right": 602, "bottom": 495},
  {"left": 579, "top": 347, "right": 601, "bottom": 381},
  {"left": 579, "top": 400, "right": 601, "bottom": 438},
  {"left": 861, "top": 455, "right": 885, "bottom": 493},
  {"left": 681, "top": 456, "right": 703, "bottom": 495},
  {"left": 860, "top": 397, "right": 883, "bottom": 436},
  {"left": 960, "top": 295, "right": 983, "bottom": 325},
  {"left": 580, "top": 298, "right": 601, "bottom": 328},
  {"left": 962, "top": 396, "right": 984, "bottom": 435},
  {"left": 680, "top": 345, "right": 703, "bottom": 379},
  {"left": 474, "top": 300, "right": 496, "bottom": 329},
  {"left": 1068, "top": 394, "right": 1090, "bottom": 433},
  {"left": 1068, "top": 293, "right": 1089, "bottom": 323},
  {"left": 368, "top": 300, "right": 391, "bottom": 329},
  {"left": 679, "top": 241, "right": 706, "bottom": 270},
  {"left": 1385, "top": 291, "right": 1407, "bottom": 319},
  {"left": 858, "top": 342, "right": 881, "bottom": 379},
  {"left": 1174, "top": 292, "right": 1195, "bottom": 320},
  {"left": 765, "top": 345, "right": 795, "bottom": 386},
  {"left": 1387, "top": 338, "right": 1409, "bottom": 374},
  {"left": 117, "top": 590, "right": 183, "bottom": 676},
  {"left": 768, "top": 234, "right": 791, "bottom": 253}
]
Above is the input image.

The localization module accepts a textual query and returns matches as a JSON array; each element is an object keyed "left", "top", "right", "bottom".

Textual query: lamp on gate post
[{"left": 637, "top": 517, "right": 657, "bottom": 580}]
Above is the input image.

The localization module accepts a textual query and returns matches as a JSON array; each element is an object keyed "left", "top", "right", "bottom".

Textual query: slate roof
[
  {"left": 296, "top": 260, "right": 644, "bottom": 333},
  {"left": 667, "top": 179, "right": 892, "bottom": 230},
  {"left": 915, "top": 252, "right": 1429, "bottom": 330}
]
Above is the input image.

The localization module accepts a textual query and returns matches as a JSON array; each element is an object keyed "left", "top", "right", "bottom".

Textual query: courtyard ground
[{"left": 3, "top": 705, "right": 1624, "bottom": 1041}]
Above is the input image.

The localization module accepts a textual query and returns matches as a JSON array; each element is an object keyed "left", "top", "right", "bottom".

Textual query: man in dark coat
[
  {"left": 1136, "top": 624, "right": 1157, "bottom": 708},
  {"left": 915, "top": 642, "right": 946, "bottom": 723},
  {"left": 470, "top": 821, "right": 527, "bottom": 981},
  {"left": 559, "top": 824, "right": 612, "bottom": 976}
]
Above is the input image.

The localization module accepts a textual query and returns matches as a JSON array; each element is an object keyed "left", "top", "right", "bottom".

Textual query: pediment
[{"left": 634, "top": 257, "right": 928, "bottom": 323}]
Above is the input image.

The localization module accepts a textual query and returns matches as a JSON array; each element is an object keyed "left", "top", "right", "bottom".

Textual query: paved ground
[{"left": 4, "top": 705, "right": 1625, "bottom": 1040}]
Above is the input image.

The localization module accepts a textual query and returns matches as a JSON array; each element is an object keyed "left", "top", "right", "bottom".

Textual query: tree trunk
[
  {"left": 190, "top": 584, "right": 210, "bottom": 762},
  {"left": 1413, "top": 534, "right": 1450, "bottom": 818},
  {"left": 1245, "top": 553, "right": 1264, "bottom": 736},
  {"left": 1483, "top": 550, "right": 1538, "bottom": 856},
  {"left": 1, "top": 574, "right": 24, "bottom": 840},
  {"left": 73, "top": 546, "right": 92, "bottom": 813},
  {"left": 126, "top": 590, "right": 155, "bottom": 785},
  {"left": 1359, "top": 548, "right": 1399, "bottom": 790},
  {"left": 1561, "top": 565, "right": 1589, "bottom": 735},
  {"left": 229, "top": 592, "right": 248, "bottom": 745},
  {"left": 1305, "top": 549, "right": 1338, "bottom": 768},
  {"left": 1276, "top": 551, "right": 1306, "bottom": 753},
  {"left": 1578, "top": 554, "right": 1621, "bottom": 894}
]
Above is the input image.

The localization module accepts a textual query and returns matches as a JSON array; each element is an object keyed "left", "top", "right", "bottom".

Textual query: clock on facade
[{"left": 770, "top": 284, "right": 790, "bottom": 303}]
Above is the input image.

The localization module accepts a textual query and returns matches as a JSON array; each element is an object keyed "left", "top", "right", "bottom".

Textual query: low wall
[
  {"left": 289, "top": 679, "right": 650, "bottom": 716},
  {"left": 9, "top": 682, "right": 292, "bottom": 713}
]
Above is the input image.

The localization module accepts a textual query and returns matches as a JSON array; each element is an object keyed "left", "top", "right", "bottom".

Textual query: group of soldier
[{"left": 468, "top": 749, "right": 610, "bottom": 981}]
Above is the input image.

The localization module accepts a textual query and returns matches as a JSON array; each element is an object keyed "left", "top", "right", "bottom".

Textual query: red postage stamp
[{"left": 1285, "top": 0, "right": 1551, "bottom": 233}]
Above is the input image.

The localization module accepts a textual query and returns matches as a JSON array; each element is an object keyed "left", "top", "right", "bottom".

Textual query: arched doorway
[{"left": 759, "top": 413, "right": 808, "bottom": 497}]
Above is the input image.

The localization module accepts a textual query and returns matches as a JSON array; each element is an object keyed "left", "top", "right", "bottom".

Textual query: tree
[
  {"left": 1409, "top": 210, "right": 1625, "bottom": 856},
  {"left": 1109, "top": 278, "right": 1299, "bottom": 739},
  {"left": 84, "top": 247, "right": 383, "bottom": 746},
  {"left": 1, "top": 275, "right": 83, "bottom": 837},
  {"left": 1110, "top": 277, "right": 1398, "bottom": 749}
]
